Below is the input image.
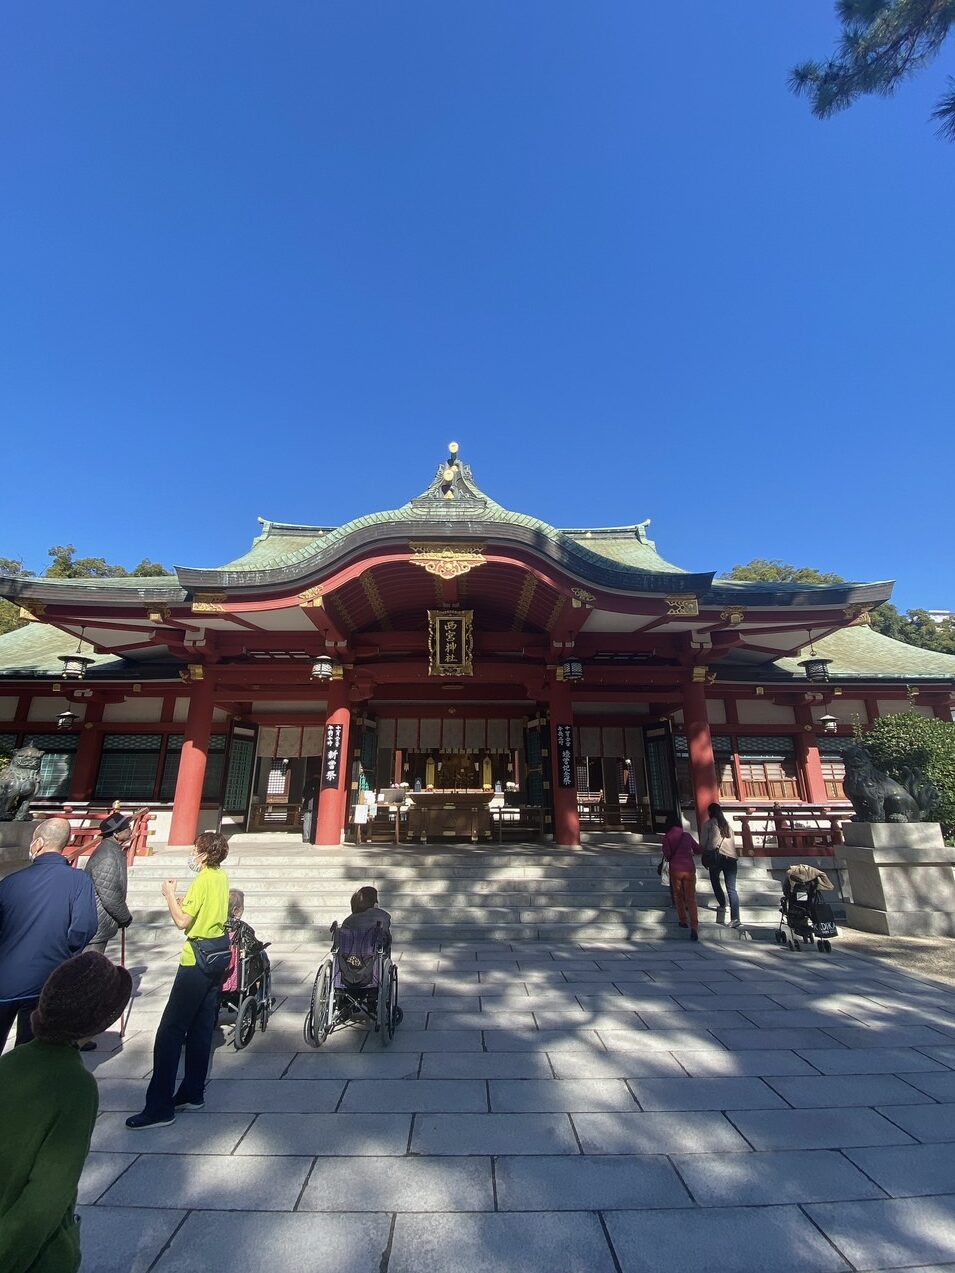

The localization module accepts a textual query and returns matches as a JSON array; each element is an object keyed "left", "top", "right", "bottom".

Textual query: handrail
[
  {"left": 736, "top": 803, "right": 846, "bottom": 857},
  {"left": 55, "top": 807, "right": 155, "bottom": 866}
]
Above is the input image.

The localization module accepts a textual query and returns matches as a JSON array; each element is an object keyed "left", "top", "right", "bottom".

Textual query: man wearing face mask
[{"left": 0, "top": 817, "right": 99, "bottom": 1051}]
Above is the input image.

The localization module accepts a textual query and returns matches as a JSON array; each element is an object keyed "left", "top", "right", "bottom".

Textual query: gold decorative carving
[
  {"left": 844, "top": 605, "right": 872, "bottom": 626},
  {"left": 571, "top": 587, "right": 596, "bottom": 605},
  {"left": 191, "top": 593, "right": 227, "bottom": 614},
  {"left": 512, "top": 575, "right": 537, "bottom": 631},
  {"left": 147, "top": 607, "right": 171, "bottom": 623},
  {"left": 691, "top": 665, "right": 708, "bottom": 683},
  {"left": 410, "top": 543, "right": 486, "bottom": 580},
  {"left": 428, "top": 609, "right": 474, "bottom": 677},
  {"left": 720, "top": 607, "right": 745, "bottom": 625},
  {"left": 178, "top": 663, "right": 205, "bottom": 683},
  {"left": 666, "top": 594, "right": 699, "bottom": 617},
  {"left": 361, "top": 573, "right": 391, "bottom": 629},
  {"left": 298, "top": 585, "right": 324, "bottom": 608}
]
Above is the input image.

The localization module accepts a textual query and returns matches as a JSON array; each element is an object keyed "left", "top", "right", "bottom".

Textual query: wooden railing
[
  {"left": 736, "top": 804, "right": 848, "bottom": 857},
  {"left": 52, "top": 807, "right": 156, "bottom": 866}
]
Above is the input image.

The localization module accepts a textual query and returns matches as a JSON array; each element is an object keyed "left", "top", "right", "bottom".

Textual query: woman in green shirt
[
  {"left": 0, "top": 951, "right": 132, "bottom": 1273},
  {"left": 126, "top": 831, "right": 230, "bottom": 1130}
]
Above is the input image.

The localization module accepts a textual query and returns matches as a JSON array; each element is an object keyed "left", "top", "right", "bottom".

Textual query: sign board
[
  {"left": 428, "top": 609, "right": 474, "bottom": 677},
  {"left": 353, "top": 805, "right": 369, "bottom": 825},
  {"left": 321, "top": 722, "right": 344, "bottom": 790},
  {"left": 555, "top": 723, "right": 575, "bottom": 789}
]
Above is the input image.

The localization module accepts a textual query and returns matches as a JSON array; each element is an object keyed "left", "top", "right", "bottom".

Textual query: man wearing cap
[
  {"left": 0, "top": 818, "right": 98, "bottom": 1052},
  {"left": 0, "top": 951, "right": 132, "bottom": 1273},
  {"left": 84, "top": 811, "right": 135, "bottom": 956}
]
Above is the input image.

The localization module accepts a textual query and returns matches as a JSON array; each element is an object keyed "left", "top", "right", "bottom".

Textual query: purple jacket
[{"left": 662, "top": 827, "right": 699, "bottom": 874}]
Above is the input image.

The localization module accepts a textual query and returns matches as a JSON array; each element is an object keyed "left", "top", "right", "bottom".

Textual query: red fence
[
  {"left": 51, "top": 807, "right": 156, "bottom": 866},
  {"left": 736, "top": 804, "right": 847, "bottom": 857}
]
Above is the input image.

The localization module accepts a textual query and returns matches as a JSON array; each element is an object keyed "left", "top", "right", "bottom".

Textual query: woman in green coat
[{"left": 0, "top": 951, "right": 132, "bottom": 1273}]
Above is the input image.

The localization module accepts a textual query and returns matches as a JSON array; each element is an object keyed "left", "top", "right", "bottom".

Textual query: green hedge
[{"left": 861, "top": 712, "right": 955, "bottom": 839}]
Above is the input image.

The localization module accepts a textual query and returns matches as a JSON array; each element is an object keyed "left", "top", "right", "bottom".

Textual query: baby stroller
[
  {"left": 775, "top": 865, "right": 839, "bottom": 953},
  {"left": 219, "top": 919, "right": 273, "bottom": 1050},
  {"left": 303, "top": 921, "right": 402, "bottom": 1048}
]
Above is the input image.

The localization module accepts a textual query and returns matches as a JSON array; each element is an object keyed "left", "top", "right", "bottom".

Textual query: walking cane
[{"left": 119, "top": 926, "right": 134, "bottom": 1039}]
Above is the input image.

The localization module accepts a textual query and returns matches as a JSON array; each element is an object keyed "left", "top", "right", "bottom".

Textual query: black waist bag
[{"left": 189, "top": 935, "right": 233, "bottom": 983}]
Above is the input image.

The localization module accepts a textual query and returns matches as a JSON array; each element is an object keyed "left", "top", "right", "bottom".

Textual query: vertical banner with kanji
[
  {"left": 321, "top": 722, "right": 344, "bottom": 790},
  {"left": 555, "top": 724, "right": 575, "bottom": 788}
]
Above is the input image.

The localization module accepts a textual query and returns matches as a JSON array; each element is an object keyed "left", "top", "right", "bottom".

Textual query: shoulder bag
[
  {"left": 188, "top": 934, "right": 233, "bottom": 983},
  {"left": 701, "top": 832, "right": 725, "bottom": 871}
]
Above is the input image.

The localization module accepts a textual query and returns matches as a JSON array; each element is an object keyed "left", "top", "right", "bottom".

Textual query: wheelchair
[{"left": 303, "top": 920, "right": 402, "bottom": 1048}]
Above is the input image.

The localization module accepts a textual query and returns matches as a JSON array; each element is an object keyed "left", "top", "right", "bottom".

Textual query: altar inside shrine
[{"left": 406, "top": 790, "right": 496, "bottom": 842}]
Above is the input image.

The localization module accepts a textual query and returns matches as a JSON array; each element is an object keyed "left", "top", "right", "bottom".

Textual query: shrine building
[{"left": 1, "top": 445, "right": 953, "bottom": 850}]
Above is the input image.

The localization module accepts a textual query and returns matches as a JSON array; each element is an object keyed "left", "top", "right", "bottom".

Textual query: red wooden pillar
[
  {"left": 795, "top": 703, "right": 828, "bottom": 804},
  {"left": 548, "top": 679, "right": 580, "bottom": 847},
  {"left": 167, "top": 676, "right": 214, "bottom": 849},
  {"left": 314, "top": 680, "right": 351, "bottom": 847},
  {"left": 70, "top": 700, "right": 104, "bottom": 801},
  {"left": 682, "top": 679, "right": 720, "bottom": 832}
]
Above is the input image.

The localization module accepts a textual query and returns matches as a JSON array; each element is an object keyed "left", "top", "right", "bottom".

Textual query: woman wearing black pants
[
  {"left": 126, "top": 831, "right": 230, "bottom": 1129},
  {"left": 701, "top": 803, "right": 741, "bottom": 929}
]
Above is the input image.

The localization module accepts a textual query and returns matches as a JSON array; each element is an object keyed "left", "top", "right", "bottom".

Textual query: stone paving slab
[
  {"left": 727, "top": 1107, "right": 916, "bottom": 1151},
  {"left": 202, "top": 1078, "right": 346, "bottom": 1112},
  {"left": 284, "top": 1052, "right": 422, "bottom": 1079},
  {"left": 806, "top": 1194, "right": 955, "bottom": 1270},
  {"left": 99, "top": 1153, "right": 312, "bottom": 1210},
  {"left": 627, "top": 1075, "right": 788, "bottom": 1110},
  {"left": 765, "top": 1074, "right": 934, "bottom": 1108},
  {"left": 874, "top": 1103, "right": 955, "bottom": 1143},
  {"left": 672, "top": 1148, "right": 885, "bottom": 1206},
  {"left": 339, "top": 1078, "right": 487, "bottom": 1112},
  {"left": 672, "top": 1048, "right": 818, "bottom": 1076},
  {"left": 413, "top": 1112, "right": 580, "bottom": 1155},
  {"left": 419, "top": 1052, "right": 553, "bottom": 1078},
  {"left": 151, "top": 1211, "right": 393, "bottom": 1273},
  {"left": 898, "top": 1072, "right": 955, "bottom": 1101},
  {"left": 235, "top": 1112, "right": 411, "bottom": 1155},
  {"left": 388, "top": 1212, "right": 618, "bottom": 1273},
  {"left": 299, "top": 1155, "right": 494, "bottom": 1211},
  {"left": 494, "top": 1153, "right": 692, "bottom": 1210},
  {"left": 796, "top": 1047, "right": 948, "bottom": 1075},
  {"left": 548, "top": 1051, "right": 685, "bottom": 1078},
  {"left": 573, "top": 1110, "right": 749, "bottom": 1154},
  {"left": 76, "top": 1206, "right": 186, "bottom": 1273},
  {"left": 489, "top": 1078, "right": 637, "bottom": 1111},
  {"left": 846, "top": 1143, "right": 955, "bottom": 1198},
  {"left": 605, "top": 1204, "right": 850, "bottom": 1273},
  {"left": 77, "top": 1151, "right": 138, "bottom": 1205},
  {"left": 90, "top": 1111, "right": 254, "bottom": 1155}
]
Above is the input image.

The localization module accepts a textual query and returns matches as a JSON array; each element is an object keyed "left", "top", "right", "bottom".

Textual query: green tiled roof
[
  {"left": 0, "top": 623, "right": 127, "bottom": 676},
  {"left": 718, "top": 625, "right": 955, "bottom": 683}
]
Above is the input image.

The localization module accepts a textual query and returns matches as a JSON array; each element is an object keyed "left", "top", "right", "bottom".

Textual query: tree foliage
[
  {"left": 862, "top": 710, "right": 955, "bottom": 836},
  {"left": 727, "top": 560, "right": 955, "bottom": 654},
  {"left": 791, "top": 0, "right": 955, "bottom": 140},
  {"left": 0, "top": 547, "right": 172, "bottom": 635}
]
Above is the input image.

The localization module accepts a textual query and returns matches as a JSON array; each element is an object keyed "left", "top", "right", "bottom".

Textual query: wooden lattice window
[
  {"left": 737, "top": 735, "right": 799, "bottom": 800},
  {"left": 820, "top": 754, "right": 847, "bottom": 800},
  {"left": 673, "top": 735, "right": 738, "bottom": 803}
]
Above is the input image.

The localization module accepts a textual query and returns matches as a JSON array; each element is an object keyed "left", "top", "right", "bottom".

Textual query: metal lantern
[
  {"left": 798, "top": 656, "right": 833, "bottom": 684},
  {"left": 56, "top": 708, "right": 78, "bottom": 731},
  {"left": 560, "top": 659, "right": 584, "bottom": 682},
  {"left": 310, "top": 654, "right": 336, "bottom": 682},
  {"left": 58, "top": 651, "right": 95, "bottom": 680},
  {"left": 818, "top": 712, "right": 839, "bottom": 735}
]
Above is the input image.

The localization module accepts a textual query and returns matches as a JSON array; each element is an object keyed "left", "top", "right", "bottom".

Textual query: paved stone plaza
[{"left": 72, "top": 932, "right": 955, "bottom": 1273}]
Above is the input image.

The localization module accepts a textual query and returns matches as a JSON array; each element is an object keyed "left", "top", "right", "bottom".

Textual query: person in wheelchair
[
  {"left": 303, "top": 885, "right": 401, "bottom": 1048},
  {"left": 219, "top": 890, "right": 274, "bottom": 1050}
]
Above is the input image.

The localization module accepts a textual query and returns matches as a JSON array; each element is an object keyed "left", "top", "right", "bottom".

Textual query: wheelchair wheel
[
  {"left": 304, "top": 962, "right": 332, "bottom": 1048},
  {"left": 234, "top": 996, "right": 257, "bottom": 1051},
  {"left": 259, "top": 973, "right": 273, "bottom": 1032}
]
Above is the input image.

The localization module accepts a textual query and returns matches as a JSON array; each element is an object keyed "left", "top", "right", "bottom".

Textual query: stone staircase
[{"left": 122, "top": 838, "right": 847, "bottom": 948}]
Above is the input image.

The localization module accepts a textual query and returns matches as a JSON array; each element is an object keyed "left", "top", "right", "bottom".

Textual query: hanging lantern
[
  {"left": 818, "top": 713, "right": 839, "bottom": 735},
  {"left": 799, "top": 656, "right": 833, "bottom": 684},
  {"left": 560, "top": 659, "right": 584, "bottom": 682},
  {"left": 56, "top": 708, "right": 78, "bottom": 731},
  {"left": 58, "top": 628, "right": 95, "bottom": 681},
  {"left": 310, "top": 654, "right": 339, "bottom": 682}
]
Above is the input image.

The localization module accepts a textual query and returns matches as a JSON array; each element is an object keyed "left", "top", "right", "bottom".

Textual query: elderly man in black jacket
[{"left": 84, "top": 811, "right": 135, "bottom": 956}]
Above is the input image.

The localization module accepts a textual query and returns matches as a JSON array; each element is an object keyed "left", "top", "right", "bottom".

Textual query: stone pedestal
[
  {"left": 841, "top": 822, "right": 955, "bottom": 936},
  {"left": 0, "top": 822, "right": 35, "bottom": 878}
]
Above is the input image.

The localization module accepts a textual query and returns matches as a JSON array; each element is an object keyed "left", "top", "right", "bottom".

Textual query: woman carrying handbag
[
  {"left": 662, "top": 814, "right": 700, "bottom": 941},
  {"left": 701, "top": 802, "right": 741, "bottom": 928}
]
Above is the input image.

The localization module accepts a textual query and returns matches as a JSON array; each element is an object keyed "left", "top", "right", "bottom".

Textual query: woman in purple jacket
[{"left": 662, "top": 815, "right": 700, "bottom": 941}]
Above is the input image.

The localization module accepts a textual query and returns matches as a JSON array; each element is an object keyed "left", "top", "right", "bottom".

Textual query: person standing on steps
[
  {"left": 701, "top": 802, "right": 741, "bottom": 929},
  {"left": 126, "top": 831, "right": 230, "bottom": 1129},
  {"left": 0, "top": 818, "right": 98, "bottom": 1052},
  {"left": 662, "top": 814, "right": 700, "bottom": 941}
]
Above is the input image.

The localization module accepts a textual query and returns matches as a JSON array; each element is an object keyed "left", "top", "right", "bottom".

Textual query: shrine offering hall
[{"left": 1, "top": 447, "right": 953, "bottom": 849}]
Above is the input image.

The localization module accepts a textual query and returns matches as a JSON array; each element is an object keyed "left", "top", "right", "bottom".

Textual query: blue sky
[{"left": 1, "top": 3, "right": 952, "bottom": 608}]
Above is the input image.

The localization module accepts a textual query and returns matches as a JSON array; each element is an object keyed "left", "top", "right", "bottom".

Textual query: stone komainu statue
[
  {"left": 842, "top": 743, "right": 933, "bottom": 824},
  {"left": 0, "top": 744, "right": 43, "bottom": 821}
]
